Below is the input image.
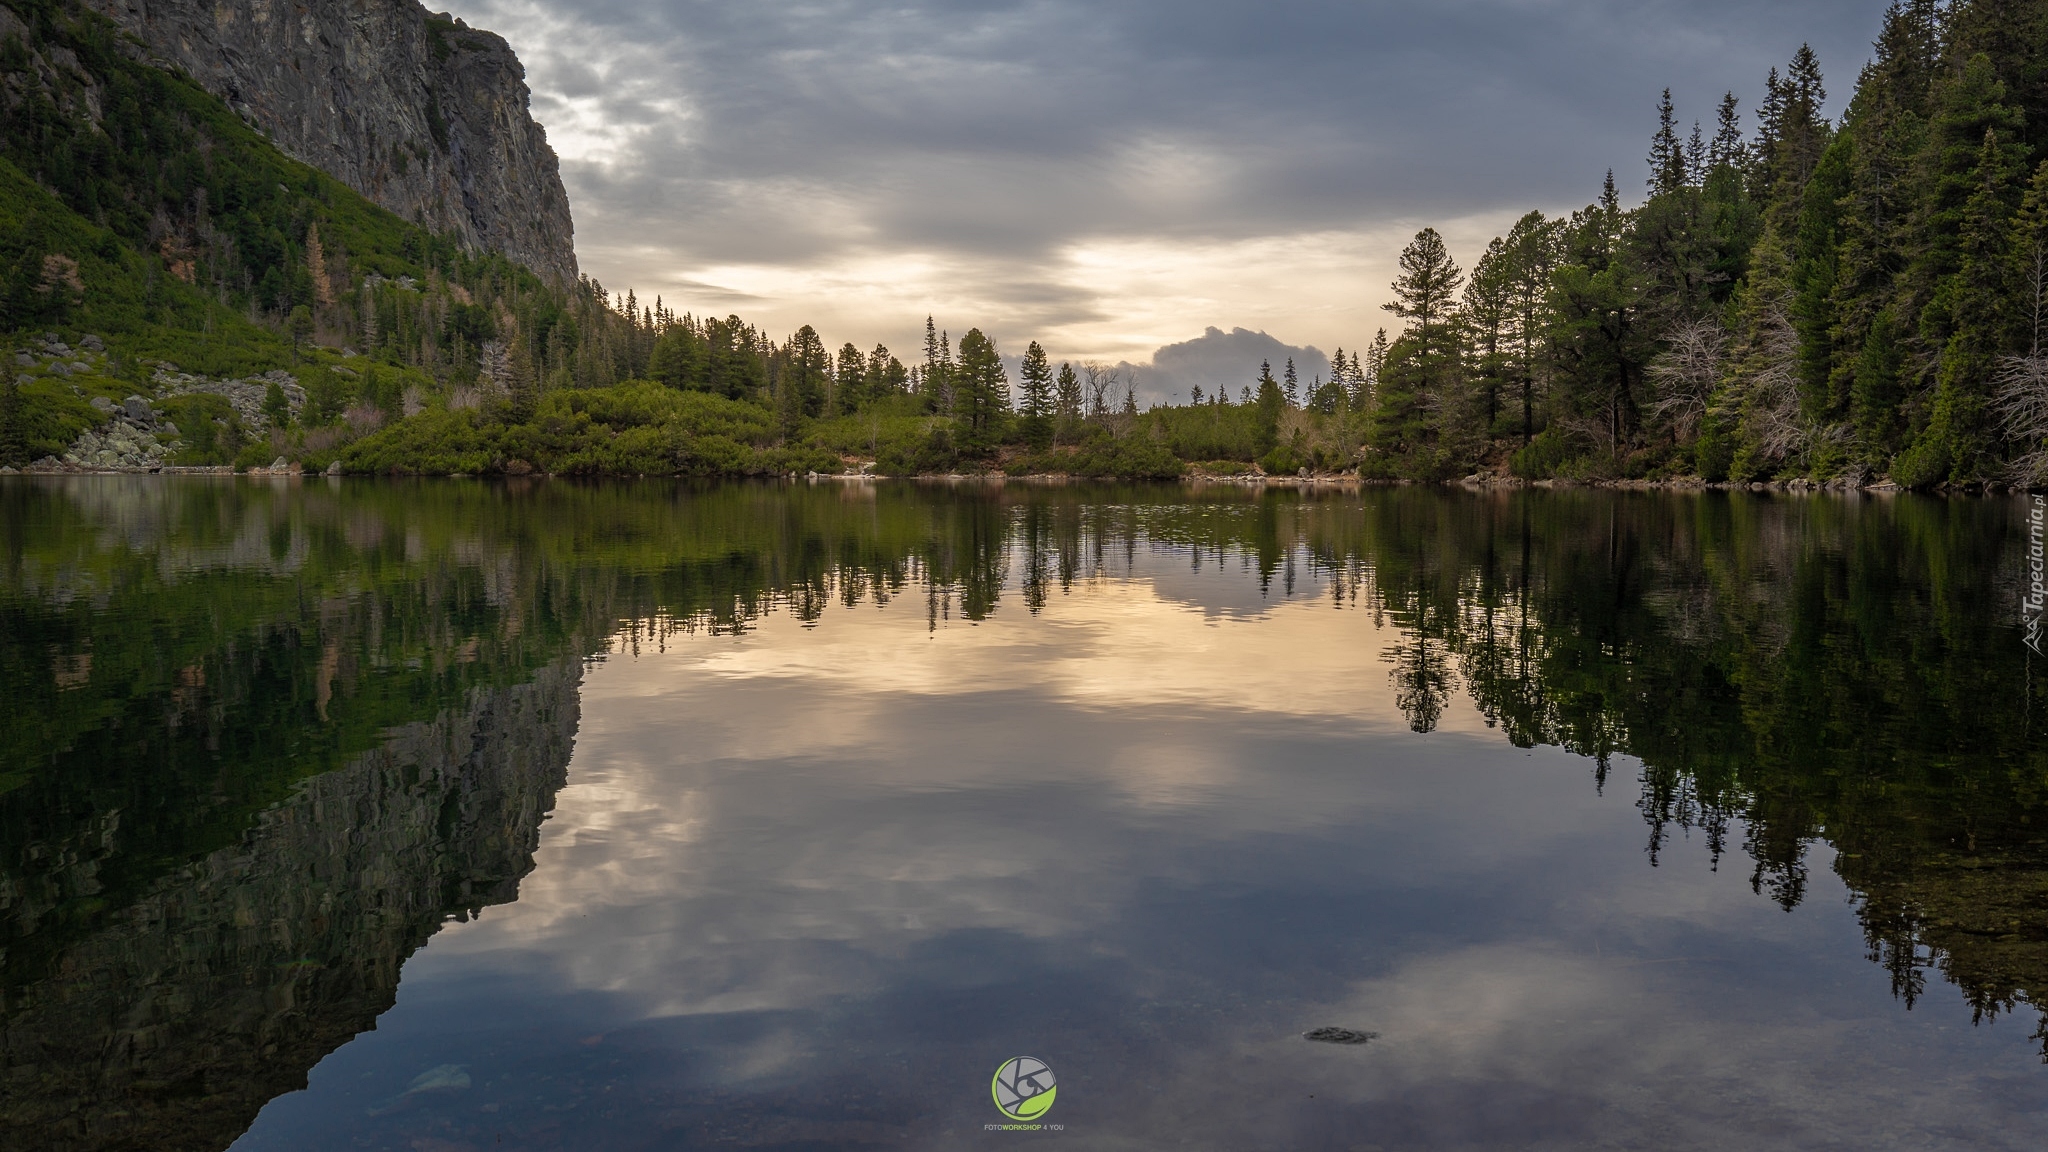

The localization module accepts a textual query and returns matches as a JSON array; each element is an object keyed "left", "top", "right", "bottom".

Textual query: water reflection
[{"left": 0, "top": 478, "right": 2040, "bottom": 1149}]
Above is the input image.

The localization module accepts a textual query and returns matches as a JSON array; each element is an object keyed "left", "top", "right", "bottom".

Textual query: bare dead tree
[
  {"left": 1994, "top": 352, "right": 2048, "bottom": 484},
  {"left": 1743, "top": 305, "right": 1847, "bottom": 466},
  {"left": 1648, "top": 317, "right": 1726, "bottom": 441},
  {"left": 477, "top": 339, "right": 513, "bottom": 395},
  {"left": 1084, "top": 362, "right": 1115, "bottom": 420}
]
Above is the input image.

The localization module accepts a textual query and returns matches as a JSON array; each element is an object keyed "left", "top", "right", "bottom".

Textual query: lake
[{"left": 0, "top": 477, "right": 2042, "bottom": 1150}]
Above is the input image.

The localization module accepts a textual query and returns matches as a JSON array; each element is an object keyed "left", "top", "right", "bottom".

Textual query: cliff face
[{"left": 81, "top": 0, "right": 578, "bottom": 286}]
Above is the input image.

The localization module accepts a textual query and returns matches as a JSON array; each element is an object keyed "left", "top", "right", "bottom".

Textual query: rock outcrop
[{"left": 81, "top": 0, "right": 578, "bottom": 286}]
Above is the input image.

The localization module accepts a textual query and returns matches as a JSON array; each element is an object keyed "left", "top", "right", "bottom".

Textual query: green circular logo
[{"left": 990, "top": 1056, "right": 1057, "bottom": 1122}]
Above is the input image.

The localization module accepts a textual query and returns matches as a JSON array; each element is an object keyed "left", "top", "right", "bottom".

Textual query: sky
[{"left": 439, "top": 0, "right": 1891, "bottom": 402}]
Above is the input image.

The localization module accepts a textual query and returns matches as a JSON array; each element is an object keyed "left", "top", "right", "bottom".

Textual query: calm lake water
[{"left": 1, "top": 477, "right": 2043, "bottom": 1150}]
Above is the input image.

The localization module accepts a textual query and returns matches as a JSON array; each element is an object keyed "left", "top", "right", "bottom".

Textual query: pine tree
[
  {"left": 1649, "top": 89, "right": 1687, "bottom": 196},
  {"left": 1019, "top": 340, "right": 1054, "bottom": 447},
  {"left": 1283, "top": 357, "right": 1299, "bottom": 407},
  {"left": 1384, "top": 228, "right": 1465, "bottom": 349},
  {"left": 953, "top": 328, "right": 1010, "bottom": 447}
]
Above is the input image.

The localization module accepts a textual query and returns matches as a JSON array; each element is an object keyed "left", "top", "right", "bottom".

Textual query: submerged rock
[
  {"left": 1302, "top": 1027, "right": 1378, "bottom": 1045},
  {"left": 368, "top": 1064, "right": 472, "bottom": 1116}
]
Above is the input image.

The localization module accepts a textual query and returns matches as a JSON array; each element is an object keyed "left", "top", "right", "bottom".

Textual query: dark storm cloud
[{"left": 450, "top": 0, "right": 1888, "bottom": 342}]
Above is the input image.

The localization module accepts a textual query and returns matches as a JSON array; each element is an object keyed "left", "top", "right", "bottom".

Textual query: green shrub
[
  {"left": 1890, "top": 435, "right": 1951, "bottom": 490},
  {"left": 1510, "top": 429, "right": 1574, "bottom": 479},
  {"left": 159, "top": 393, "right": 243, "bottom": 464},
  {"left": 1070, "top": 437, "right": 1184, "bottom": 480}
]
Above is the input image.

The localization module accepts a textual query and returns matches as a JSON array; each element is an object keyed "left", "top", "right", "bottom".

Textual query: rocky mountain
[{"left": 80, "top": 0, "right": 577, "bottom": 286}]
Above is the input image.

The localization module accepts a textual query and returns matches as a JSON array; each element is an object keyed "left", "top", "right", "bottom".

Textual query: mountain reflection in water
[{"left": 0, "top": 477, "right": 2040, "bottom": 1150}]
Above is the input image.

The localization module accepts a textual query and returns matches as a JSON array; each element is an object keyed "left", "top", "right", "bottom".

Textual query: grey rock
[
  {"left": 47, "top": 362, "right": 71, "bottom": 378},
  {"left": 12, "top": 352, "right": 30, "bottom": 367},
  {"left": 122, "top": 396, "right": 154, "bottom": 423},
  {"left": 271, "top": 456, "right": 291, "bottom": 471},
  {"left": 90, "top": 396, "right": 116, "bottom": 413},
  {"left": 326, "top": 460, "right": 344, "bottom": 476},
  {"left": 82, "top": 0, "right": 577, "bottom": 286},
  {"left": 78, "top": 334, "right": 104, "bottom": 352}
]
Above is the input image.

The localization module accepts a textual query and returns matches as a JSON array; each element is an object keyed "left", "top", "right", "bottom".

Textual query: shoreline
[{"left": 1, "top": 463, "right": 2032, "bottom": 496}]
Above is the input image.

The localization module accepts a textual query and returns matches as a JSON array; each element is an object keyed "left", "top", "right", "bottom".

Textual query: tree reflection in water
[{"left": 0, "top": 478, "right": 2038, "bottom": 1150}]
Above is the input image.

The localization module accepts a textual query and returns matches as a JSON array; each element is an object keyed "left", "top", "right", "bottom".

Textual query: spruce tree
[
  {"left": 788, "top": 325, "right": 831, "bottom": 419},
  {"left": 837, "top": 341, "right": 867, "bottom": 412},
  {"left": 1055, "top": 361, "right": 1082, "bottom": 432},
  {"left": 1255, "top": 361, "right": 1284, "bottom": 455},
  {"left": 1711, "top": 93, "right": 1744, "bottom": 170},
  {"left": 1019, "top": 340, "right": 1054, "bottom": 447},
  {"left": 1284, "top": 358, "right": 1300, "bottom": 407},
  {"left": 1649, "top": 89, "right": 1687, "bottom": 195}
]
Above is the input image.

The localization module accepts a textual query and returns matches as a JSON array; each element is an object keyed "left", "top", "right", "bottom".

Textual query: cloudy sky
[{"left": 441, "top": 0, "right": 1889, "bottom": 399}]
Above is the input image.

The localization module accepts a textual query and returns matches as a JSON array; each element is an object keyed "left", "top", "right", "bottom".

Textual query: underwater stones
[{"left": 1302, "top": 1027, "right": 1378, "bottom": 1045}]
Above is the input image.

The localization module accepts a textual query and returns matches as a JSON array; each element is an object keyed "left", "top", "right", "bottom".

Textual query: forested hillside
[{"left": 13, "top": 0, "right": 2048, "bottom": 485}]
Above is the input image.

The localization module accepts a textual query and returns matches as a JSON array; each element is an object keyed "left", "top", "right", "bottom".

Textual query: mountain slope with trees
[{"left": 15, "top": 0, "right": 2048, "bottom": 486}]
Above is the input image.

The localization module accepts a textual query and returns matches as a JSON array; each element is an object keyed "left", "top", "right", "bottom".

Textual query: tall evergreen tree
[
  {"left": 787, "top": 325, "right": 831, "bottom": 420},
  {"left": 836, "top": 341, "right": 867, "bottom": 412},
  {"left": 953, "top": 328, "right": 1010, "bottom": 447},
  {"left": 1055, "top": 361, "right": 1082, "bottom": 433},
  {"left": 1255, "top": 360, "right": 1285, "bottom": 455},
  {"left": 1649, "top": 88, "right": 1688, "bottom": 195},
  {"left": 1019, "top": 340, "right": 1055, "bottom": 447},
  {"left": 1711, "top": 92, "right": 1746, "bottom": 170}
]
